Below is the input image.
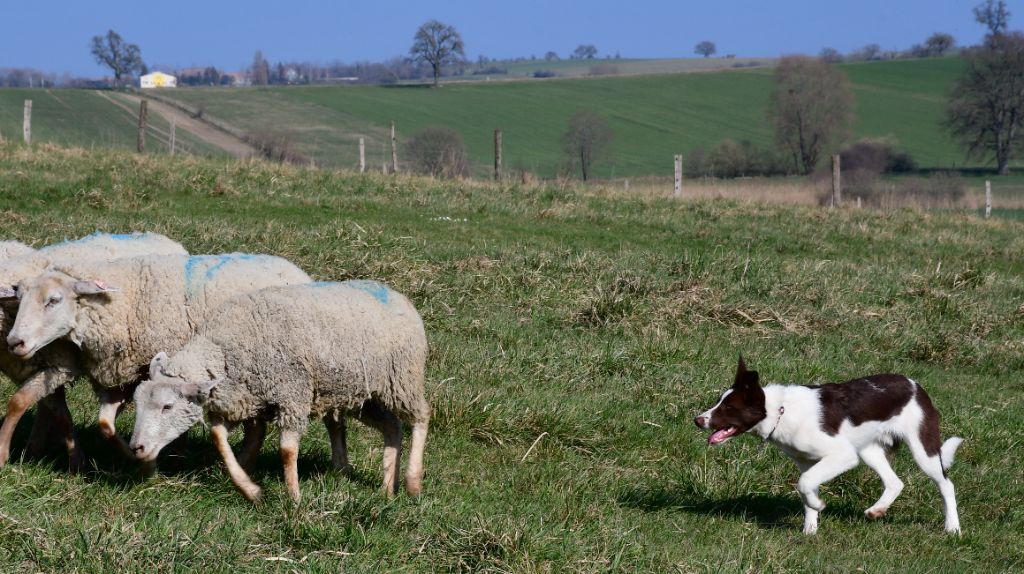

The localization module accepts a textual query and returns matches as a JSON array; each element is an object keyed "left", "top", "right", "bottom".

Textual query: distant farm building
[{"left": 140, "top": 71, "right": 176, "bottom": 88}]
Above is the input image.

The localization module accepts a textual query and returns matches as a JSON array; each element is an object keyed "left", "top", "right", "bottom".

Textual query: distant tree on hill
[
  {"left": 572, "top": 45, "right": 598, "bottom": 60},
  {"left": 768, "top": 56, "right": 855, "bottom": 174},
  {"left": 819, "top": 47, "right": 842, "bottom": 63},
  {"left": 695, "top": 41, "right": 717, "bottom": 58},
  {"left": 410, "top": 20, "right": 465, "bottom": 87},
  {"left": 851, "top": 43, "right": 881, "bottom": 61},
  {"left": 562, "top": 110, "right": 613, "bottom": 181},
  {"left": 946, "top": 32, "right": 1024, "bottom": 175},
  {"left": 925, "top": 33, "right": 956, "bottom": 56},
  {"left": 974, "top": 0, "right": 1010, "bottom": 37},
  {"left": 545, "top": 51, "right": 560, "bottom": 61},
  {"left": 89, "top": 30, "right": 145, "bottom": 88},
  {"left": 251, "top": 50, "right": 269, "bottom": 86}
]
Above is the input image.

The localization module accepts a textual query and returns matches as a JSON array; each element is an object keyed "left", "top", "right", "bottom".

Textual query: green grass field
[
  {"left": 157, "top": 57, "right": 974, "bottom": 178},
  {"left": 0, "top": 89, "right": 225, "bottom": 157},
  {"left": 0, "top": 142, "right": 1022, "bottom": 572}
]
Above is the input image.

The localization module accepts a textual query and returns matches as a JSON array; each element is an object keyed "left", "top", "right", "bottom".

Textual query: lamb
[
  {"left": 128, "top": 280, "right": 430, "bottom": 502},
  {"left": 4, "top": 253, "right": 311, "bottom": 466},
  {"left": 0, "top": 232, "right": 188, "bottom": 470}
]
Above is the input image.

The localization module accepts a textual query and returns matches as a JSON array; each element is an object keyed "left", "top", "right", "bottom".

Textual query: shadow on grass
[{"left": 617, "top": 483, "right": 868, "bottom": 530}]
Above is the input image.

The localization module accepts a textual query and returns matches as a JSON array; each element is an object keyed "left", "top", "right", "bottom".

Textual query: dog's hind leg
[
  {"left": 859, "top": 444, "right": 904, "bottom": 519},
  {"left": 796, "top": 448, "right": 859, "bottom": 534},
  {"left": 906, "top": 437, "right": 961, "bottom": 534}
]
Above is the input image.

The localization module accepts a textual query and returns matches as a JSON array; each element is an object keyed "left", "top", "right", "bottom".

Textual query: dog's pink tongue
[{"left": 708, "top": 427, "right": 735, "bottom": 445}]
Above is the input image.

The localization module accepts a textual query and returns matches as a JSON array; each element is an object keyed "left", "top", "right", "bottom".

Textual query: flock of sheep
[{"left": 0, "top": 232, "right": 429, "bottom": 501}]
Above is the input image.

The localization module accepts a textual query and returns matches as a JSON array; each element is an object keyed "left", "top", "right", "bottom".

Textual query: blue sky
[{"left": 1, "top": 0, "right": 1017, "bottom": 76}]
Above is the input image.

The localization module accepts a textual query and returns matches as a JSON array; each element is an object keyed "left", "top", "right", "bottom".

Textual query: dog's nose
[{"left": 695, "top": 416, "right": 706, "bottom": 428}]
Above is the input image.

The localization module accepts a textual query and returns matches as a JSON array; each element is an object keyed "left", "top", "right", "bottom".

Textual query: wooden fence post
[
  {"left": 494, "top": 129, "right": 502, "bottom": 181},
  {"left": 831, "top": 154, "right": 841, "bottom": 208},
  {"left": 137, "top": 99, "right": 148, "bottom": 154},
  {"left": 985, "top": 180, "right": 992, "bottom": 219},
  {"left": 673, "top": 154, "right": 682, "bottom": 198},
  {"left": 23, "top": 100, "right": 32, "bottom": 144},
  {"left": 169, "top": 116, "right": 176, "bottom": 156},
  {"left": 358, "top": 137, "right": 366, "bottom": 173},
  {"left": 389, "top": 121, "right": 398, "bottom": 174}
]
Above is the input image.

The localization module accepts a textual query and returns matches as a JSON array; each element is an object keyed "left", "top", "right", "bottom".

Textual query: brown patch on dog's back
[
  {"left": 811, "top": 374, "right": 915, "bottom": 435},
  {"left": 914, "top": 387, "right": 943, "bottom": 457}
]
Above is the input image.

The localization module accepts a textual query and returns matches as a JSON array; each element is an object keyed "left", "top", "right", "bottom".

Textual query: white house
[{"left": 140, "top": 71, "right": 177, "bottom": 88}]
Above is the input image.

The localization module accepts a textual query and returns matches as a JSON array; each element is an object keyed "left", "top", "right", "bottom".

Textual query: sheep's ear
[
  {"left": 149, "top": 352, "right": 169, "bottom": 376},
  {"left": 0, "top": 285, "right": 15, "bottom": 300},
  {"left": 73, "top": 280, "right": 120, "bottom": 296},
  {"left": 182, "top": 379, "right": 221, "bottom": 404}
]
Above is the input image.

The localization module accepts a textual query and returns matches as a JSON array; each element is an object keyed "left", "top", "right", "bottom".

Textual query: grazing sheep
[
  {"left": 0, "top": 232, "right": 188, "bottom": 470},
  {"left": 4, "top": 253, "right": 311, "bottom": 465},
  {"left": 129, "top": 281, "right": 429, "bottom": 502}
]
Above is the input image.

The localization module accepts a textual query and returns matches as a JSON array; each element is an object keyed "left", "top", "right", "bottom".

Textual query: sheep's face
[
  {"left": 6, "top": 271, "right": 117, "bottom": 358},
  {"left": 130, "top": 353, "right": 218, "bottom": 462}
]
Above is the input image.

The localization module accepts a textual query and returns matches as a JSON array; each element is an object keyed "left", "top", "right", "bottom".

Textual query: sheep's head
[
  {"left": 6, "top": 269, "right": 118, "bottom": 358},
  {"left": 130, "top": 352, "right": 218, "bottom": 462}
]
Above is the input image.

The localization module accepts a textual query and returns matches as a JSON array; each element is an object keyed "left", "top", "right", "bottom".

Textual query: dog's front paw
[{"left": 865, "top": 506, "right": 888, "bottom": 519}]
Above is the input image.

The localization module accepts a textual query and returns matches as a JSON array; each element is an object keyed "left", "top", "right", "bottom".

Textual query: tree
[
  {"left": 544, "top": 51, "right": 560, "bottom": 62},
  {"left": 946, "top": 32, "right": 1024, "bottom": 175},
  {"left": 924, "top": 33, "right": 956, "bottom": 56},
  {"left": 409, "top": 20, "right": 465, "bottom": 87},
  {"left": 695, "top": 41, "right": 717, "bottom": 58},
  {"left": 407, "top": 125, "right": 468, "bottom": 178},
  {"left": 974, "top": 0, "right": 1010, "bottom": 37},
  {"left": 819, "top": 47, "right": 842, "bottom": 63},
  {"left": 251, "top": 50, "right": 269, "bottom": 86},
  {"left": 572, "top": 45, "right": 598, "bottom": 60},
  {"left": 89, "top": 30, "right": 144, "bottom": 88},
  {"left": 562, "top": 110, "right": 613, "bottom": 181},
  {"left": 767, "top": 56, "right": 855, "bottom": 174}
]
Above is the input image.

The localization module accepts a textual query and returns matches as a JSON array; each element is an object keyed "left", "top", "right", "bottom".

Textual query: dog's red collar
[{"left": 765, "top": 406, "right": 785, "bottom": 442}]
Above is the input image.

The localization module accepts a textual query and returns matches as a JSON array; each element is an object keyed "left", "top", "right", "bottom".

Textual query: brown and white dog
[{"left": 695, "top": 357, "right": 962, "bottom": 535}]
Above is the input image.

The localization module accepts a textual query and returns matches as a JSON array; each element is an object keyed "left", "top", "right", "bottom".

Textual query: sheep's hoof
[
  {"left": 242, "top": 485, "right": 263, "bottom": 503},
  {"left": 405, "top": 478, "right": 422, "bottom": 497}
]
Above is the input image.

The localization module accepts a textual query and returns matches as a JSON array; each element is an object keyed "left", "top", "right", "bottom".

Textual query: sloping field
[
  {"left": 0, "top": 89, "right": 227, "bottom": 157},
  {"left": 0, "top": 143, "right": 1022, "bottom": 572},
  {"left": 162, "top": 57, "right": 971, "bottom": 177}
]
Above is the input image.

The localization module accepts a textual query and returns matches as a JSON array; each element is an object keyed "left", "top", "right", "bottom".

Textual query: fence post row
[
  {"left": 169, "top": 116, "right": 176, "bottom": 156},
  {"left": 137, "top": 99, "right": 148, "bottom": 154},
  {"left": 673, "top": 154, "right": 682, "bottom": 198},
  {"left": 831, "top": 154, "right": 841, "bottom": 208},
  {"left": 23, "top": 100, "right": 32, "bottom": 144},
  {"left": 390, "top": 121, "right": 398, "bottom": 174},
  {"left": 985, "top": 180, "right": 992, "bottom": 219},
  {"left": 494, "top": 129, "right": 502, "bottom": 182},
  {"left": 358, "top": 137, "right": 366, "bottom": 173}
]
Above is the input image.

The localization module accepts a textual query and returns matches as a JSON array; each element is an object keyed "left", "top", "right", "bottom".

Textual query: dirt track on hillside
[{"left": 97, "top": 91, "right": 258, "bottom": 158}]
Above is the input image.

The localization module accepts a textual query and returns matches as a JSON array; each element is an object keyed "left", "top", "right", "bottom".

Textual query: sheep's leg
[
  {"left": 210, "top": 419, "right": 262, "bottom": 502},
  {"left": 24, "top": 399, "right": 55, "bottom": 458},
  {"left": 0, "top": 371, "right": 55, "bottom": 469},
  {"left": 323, "top": 414, "right": 351, "bottom": 473},
  {"left": 279, "top": 429, "right": 302, "bottom": 503},
  {"left": 358, "top": 403, "right": 403, "bottom": 497},
  {"left": 37, "top": 388, "right": 86, "bottom": 473},
  {"left": 96, "top": 388, "right": 135, "bottom": 460},
  {"left": 236, "top": 419, "right": 267, "bottom": 472},
  {"left": 405, "top": 419, "right": 428, "bottom": 497}
]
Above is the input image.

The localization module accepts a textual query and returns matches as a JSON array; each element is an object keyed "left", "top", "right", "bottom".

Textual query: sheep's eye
[
  {"left": 162, "top": 404, "right": 173, "bottom": 412},
  {"left": 46, "top": 295, "right": 61, "bottom": 307}
]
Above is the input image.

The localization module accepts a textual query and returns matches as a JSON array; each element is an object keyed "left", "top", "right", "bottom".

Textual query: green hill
[{"left": 157, "top": 57, "right": 969, "bottom": 177}]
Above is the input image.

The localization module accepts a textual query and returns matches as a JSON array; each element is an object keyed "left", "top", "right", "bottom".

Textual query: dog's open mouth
[{"left": 708, "top": 426, "right": 737, "bottom": 445}]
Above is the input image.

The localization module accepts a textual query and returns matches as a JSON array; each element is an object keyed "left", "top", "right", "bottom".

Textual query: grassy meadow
[
  {"left": 159, "top": 57, "right": 972, "bottom": 178},
  {"left": 0, "top": 142, "right": 1023, "bottom": 572}
]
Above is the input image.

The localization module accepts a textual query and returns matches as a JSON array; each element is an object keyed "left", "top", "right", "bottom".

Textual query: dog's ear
[{"left": 734, "top": 355, "right": 760, "bottom": 389}]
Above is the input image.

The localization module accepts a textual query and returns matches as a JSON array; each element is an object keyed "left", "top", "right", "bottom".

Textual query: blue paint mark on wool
[
  {"left": 40, "top": 231, "right": 146, "bottom": 252},
  {"left": 345, "top": 280, "right": 390, "bottom": 305},
  {"left": 185, "top": 253, "right": 267, "bottom": 298}
]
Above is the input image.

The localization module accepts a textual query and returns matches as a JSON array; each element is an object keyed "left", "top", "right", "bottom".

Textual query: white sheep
[
  {"left": 0, "top": 232, "right": 188, "bottom": 470},
  {"left": 4, "top": 253, "right": 311, "bottom": 466},
  {"left": 129, "top": 280, "right": 429, "bottom": 502}
]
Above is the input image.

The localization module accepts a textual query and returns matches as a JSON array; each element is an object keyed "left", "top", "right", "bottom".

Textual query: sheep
[
  {"left": 128, "top": 280, "right": 430, "bottom": 502},
  {"left": 0, "top": 232, "right": 188, "bottom": 470},
  {"left": 4, "top": 253, "right": 311, "bottom": 467}
]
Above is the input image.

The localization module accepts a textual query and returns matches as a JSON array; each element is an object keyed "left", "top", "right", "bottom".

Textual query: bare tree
[
  {"left": 925, "top": 33, "right": 956, "bottom": 56},
  {"left": 407, "top": 125, "right": 469, "bottom": 178},
  {"left": 819, "top": 47, "right": 842, "bottom": 63},
  {"left": 695, "top": 41, "right": 717, "bottom": 58},
  {"left": 544, "top": 51, "right": 560, "bottom": 62},
  {"left": 562, "top": 110, "right": 613, "bottom": 181},
  {"left": 89, "top": 30, "right": 145, "bottom": 88},
  {"left": 251, "top": 50, "right": 269, "bottom": 86},
  {"left": 768, "top": 56, "right": 855, "bottom": 174},
  {"left": 974, "top": 0, "right": 1011, "bottom": 37},
  {"left": 572, "top": 45, "right": 598, "bottom": 60},
  {"left": 946, "top": 32, "right": 1024, "bottom": 175},
  {"left": 410, "top": 20, "right": 465, "bottom": 87}
]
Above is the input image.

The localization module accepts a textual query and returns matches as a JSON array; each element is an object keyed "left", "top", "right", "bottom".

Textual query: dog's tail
[{"left": 940, "top": 437, "right": 963, "bottom": 472}]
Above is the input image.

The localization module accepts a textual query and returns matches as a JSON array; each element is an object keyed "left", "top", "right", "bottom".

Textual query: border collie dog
[{"left": 695, "top": 357, "right": 962, "bottom": 535}]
